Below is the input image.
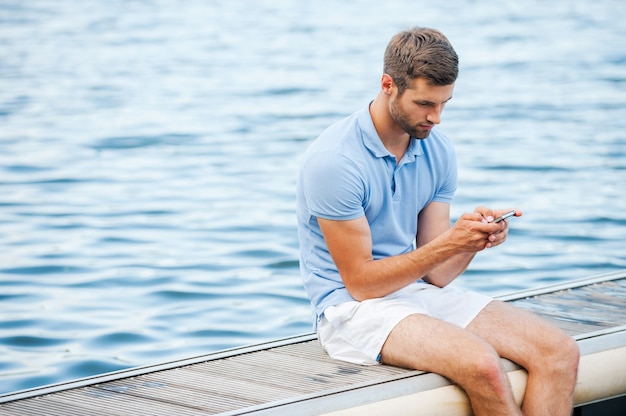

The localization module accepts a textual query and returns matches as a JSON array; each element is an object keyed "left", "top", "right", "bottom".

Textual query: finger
[
  {"left": 473, "top": 207, "right": 494, "bottom": 222},
  {"left": 489, "top": 219, "right": 508, "bottom": 234}
]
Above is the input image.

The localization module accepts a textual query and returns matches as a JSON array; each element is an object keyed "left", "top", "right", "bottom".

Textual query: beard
[{"left": 389, "top": 98, "right": 432, "bottom": 140}]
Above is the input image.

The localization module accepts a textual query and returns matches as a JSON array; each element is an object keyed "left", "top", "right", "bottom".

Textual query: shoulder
[
  {"left": 302, "top": 109, "right": 371, "bottom": 172},
  {"left": 298, "top": 109, "right": 374, "bottom": 219},
  {"left": 300, "top": 137, "right": 365, "bottom": 198},
  {"left": 307, "top": 109, "right": 366, "bottom": 150}
]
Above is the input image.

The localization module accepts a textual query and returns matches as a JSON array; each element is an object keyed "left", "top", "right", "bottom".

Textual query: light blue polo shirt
[{"left": 296, "top": 103, "right": 457, "bottom": 325}]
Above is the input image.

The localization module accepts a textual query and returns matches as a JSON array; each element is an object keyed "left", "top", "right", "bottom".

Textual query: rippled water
[{"left": 1, "top": 0, "right": 625, "bottom": 395}]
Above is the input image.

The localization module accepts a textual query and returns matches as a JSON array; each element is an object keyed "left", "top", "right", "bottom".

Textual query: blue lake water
[{"left": 1, "top": 0, "right": 625, "bottom": 395}]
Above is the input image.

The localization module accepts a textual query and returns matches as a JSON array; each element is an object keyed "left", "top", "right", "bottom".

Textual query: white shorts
[{"left": 317, "top": 282, "right": 492, "bottom": 365}]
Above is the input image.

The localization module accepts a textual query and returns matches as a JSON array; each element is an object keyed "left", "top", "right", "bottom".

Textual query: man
[{"left": 296, "top": 27, "right": 579, "bottom": 415}]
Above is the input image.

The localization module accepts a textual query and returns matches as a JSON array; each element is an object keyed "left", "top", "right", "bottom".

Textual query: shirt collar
[{"left": 357, "top": 103, "right": 424, "bottom": 162}]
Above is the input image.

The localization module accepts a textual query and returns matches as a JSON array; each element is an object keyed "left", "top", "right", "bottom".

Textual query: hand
[
  {"left": 446, "top": 211, "right": 500, "bottom": 252},
  {"left": 474, "top": 207, "right": 522, "bottom": 248}
]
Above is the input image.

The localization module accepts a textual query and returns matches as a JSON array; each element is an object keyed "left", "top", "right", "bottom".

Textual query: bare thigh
[
  {"left": 466, "top": 300, "right": 572, "bottom": 370},
  {"left": 379, "top": 312, "right": 501, "bottom": 377}
]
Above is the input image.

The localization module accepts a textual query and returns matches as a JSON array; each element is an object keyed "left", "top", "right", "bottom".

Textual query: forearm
[
  {"left": 320, "top": 207, "right": 509, "bottom": 302},
  {"left": 345, "top": 231, "right": 461, "bottom": 300},
  {"left": 422, "top": 251, "right": 475, "bottom": 287}
]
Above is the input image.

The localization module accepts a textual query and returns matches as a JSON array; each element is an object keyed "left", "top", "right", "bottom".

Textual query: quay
[{"left": 1, "top": 270, "right": 625, "bottom": 415}]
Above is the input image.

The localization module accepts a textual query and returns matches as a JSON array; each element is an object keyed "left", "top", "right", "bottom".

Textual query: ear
[{"left": 381, "top": 74, "right": 394, "bottom": 94}]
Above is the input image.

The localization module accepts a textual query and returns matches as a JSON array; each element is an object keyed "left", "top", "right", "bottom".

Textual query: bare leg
[
  {"left": 380, "top": 313, "right": 523, "bottom": 415},
  {"left": 466, "top": 301, "right": 579, "bottom": 416}
]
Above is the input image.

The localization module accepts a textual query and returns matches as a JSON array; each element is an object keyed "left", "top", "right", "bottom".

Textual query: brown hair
[{"left": 383, "top": 27, "right": 458, "bottom": 94}]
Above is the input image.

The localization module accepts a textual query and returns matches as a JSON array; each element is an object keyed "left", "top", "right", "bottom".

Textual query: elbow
[
  {"left": 344, "top": 282, "right": 370, "bottom": 301},
  {"left": 422, "top": 274, "right": 449, "bottom": 288},
  {"left": 343, "top": 274, "right": 395, "bottom": 301},
  {"left": 343, "top": 274, "right": 377, "bottom": 301}
]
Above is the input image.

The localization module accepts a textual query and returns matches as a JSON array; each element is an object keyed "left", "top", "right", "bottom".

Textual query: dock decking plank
[
  {"left": 187, "top": 357, "right": 364, "bottom": 394},
  {"left": 509, "top": 278, "right": 626, "bottom": 335},
  {"left": 186, "top": 359, "right": 337, "bottom": 394},
  {"left": 0, "top": 399, "right": 105, "bottom": 416},
  {"left": 1, "top": 386, "right": 210, "bottom": 416},
  {"left": 96, "top": 374, "right": 262, "bottom": 414},
  {"left": 226, "top": 348, "right": 413, "bottom": 383},
  {"left": 141, "top": 367, "right": 300, "bottom": 404}
]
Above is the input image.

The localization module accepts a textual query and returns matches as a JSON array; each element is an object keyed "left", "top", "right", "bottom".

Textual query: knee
[
  {"left": 558, "top": 335, "right": 580, "bottom": 374},
  {"left": 465, "top": 347, "right": 511, "bottom": 394},
  {"left": 539, "top": 329, "right": 580, "bottom": 377}
]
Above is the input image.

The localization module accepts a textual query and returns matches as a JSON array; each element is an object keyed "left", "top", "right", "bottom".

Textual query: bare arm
[
  {"left": 415, "top": 203, "right": 475, "bottom": 286},
  {"left": 318, "top": 202, "right": 520, "bottom": 300}
]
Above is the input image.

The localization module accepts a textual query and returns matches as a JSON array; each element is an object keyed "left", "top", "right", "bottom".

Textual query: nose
[{"left": 426, "top": 105, "right": 443, "bottom": 124}]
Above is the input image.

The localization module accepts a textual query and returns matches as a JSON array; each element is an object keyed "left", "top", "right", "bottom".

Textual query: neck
[{"left": 369, "top": 92, "right": 410, "bottom": 161}]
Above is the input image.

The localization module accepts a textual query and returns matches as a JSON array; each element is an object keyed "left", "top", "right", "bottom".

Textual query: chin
[{"left": 412, "top": 132, "right": 431, "bottom": 140}]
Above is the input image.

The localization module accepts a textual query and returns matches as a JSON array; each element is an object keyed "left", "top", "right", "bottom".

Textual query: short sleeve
[
  {"left": 300, "top": 150, "right": 365, "bottom": 220},
  {"left": 433, "top": 145, "right": 457, "bottom": 203}
]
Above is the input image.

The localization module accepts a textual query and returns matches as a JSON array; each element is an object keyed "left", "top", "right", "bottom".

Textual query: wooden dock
[{"left": 1, "top": 270, "right": 625, "bottom": 415}]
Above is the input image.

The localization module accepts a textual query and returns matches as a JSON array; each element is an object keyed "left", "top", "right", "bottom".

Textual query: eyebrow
[{"left": 417, "top": 96, "right": 453, "bottom": 105}]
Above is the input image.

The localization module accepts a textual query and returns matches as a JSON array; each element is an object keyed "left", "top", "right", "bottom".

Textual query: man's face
[{"left": 389, "top": 77, "right": 455, "bottom": 139}]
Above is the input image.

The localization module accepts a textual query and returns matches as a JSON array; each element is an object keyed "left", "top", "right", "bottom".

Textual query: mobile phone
[{"left": 493, "top": 210, "right": 516, "bottom": 223}]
